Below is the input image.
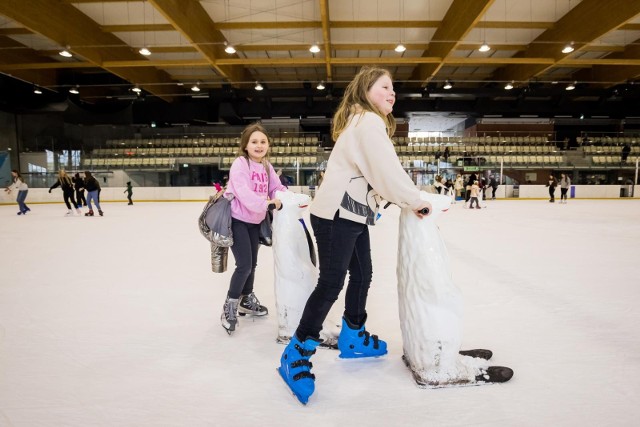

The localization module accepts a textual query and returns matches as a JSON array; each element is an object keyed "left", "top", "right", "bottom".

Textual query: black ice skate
[
  {"left": 98, "top": 209, "right": 104, "bottom": 216},
  {"left": 221, "top": 296, "right": 239, "bottom": 335},
  {"left": 238, "top": 292, "right": 268, "bottom": 316},
  {"left": 85, "top": 210, "right": 94, "bottom": 216}
]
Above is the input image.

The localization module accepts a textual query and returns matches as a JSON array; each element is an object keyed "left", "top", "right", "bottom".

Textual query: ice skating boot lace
[
  {"left": 278, "top": 335, "right": 321, "bottom": 404},
  {"left": 337, "top": 316, "right": 388, "bottom": 359},
  {"left": 238, "top": 292, "right": 268, "bottom": 316},
  {"left": 220, "top": 297, "right": 239, "bottom": 335}
]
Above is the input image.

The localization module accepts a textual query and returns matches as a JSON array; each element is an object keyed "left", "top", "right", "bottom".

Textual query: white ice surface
[{"left": 1, "top": 199, "right": 640, "bottom": 426}]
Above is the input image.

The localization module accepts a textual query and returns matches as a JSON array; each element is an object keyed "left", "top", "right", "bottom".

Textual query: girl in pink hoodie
[{"left": 220, "top": 123, "right": 287, "bottom": 335}]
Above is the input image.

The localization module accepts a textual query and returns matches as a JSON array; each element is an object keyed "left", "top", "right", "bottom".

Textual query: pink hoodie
[{"left": 225, "top": 156, "right": 287, "bottom": 224}]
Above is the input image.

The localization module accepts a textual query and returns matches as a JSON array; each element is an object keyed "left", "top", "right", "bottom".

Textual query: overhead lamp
[
  {"left": 316, "top": 81, "right": 325, "bottom": 90},
  {"left": 561, "top": 42, "right": 575, "bottom": 54},
  {"left": 139, "top": 46, "right": 152, "bottom": 56},
  {"left": 224, "top": 43, "right": 236, "bottom": 54},
  {"left": 132, "top": 86, "right": 142, "bottom": 93},
  {"left": 478, "top": 42, "right": 491, "bottom": 52},
  {"left": 255, "top": 81, "right": 264, "bottom": 91},
  {"left": 394, "top": 43, "right": 407, "bottom": 53},
  {"left": 191, "top": 82, "right": 201, "bottom": 92},
  {"left": 69, "top": 86, "right": 79, "bottom": 95},
  {"left": 443, "top": 80, "right": 453, "bottom": 90},
  {"left": 504, "top": 81, "right": 514, "bottom": 90},
  {"left": 33, "top": 87, "right": 43, "bottom": 95},
  {"left": 565, "top": 81, "right": 576, "bottom": 91},
  {"left": 59, "top": 46, "right": 72, "bottom": 58},
  {"left": 309, "top": 44, "right": 320, "bottom": 54}
]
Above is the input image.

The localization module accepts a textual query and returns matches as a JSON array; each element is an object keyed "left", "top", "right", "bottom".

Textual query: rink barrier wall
[{"left": 1, "top": 185, "right": 639, "bottom": 205}]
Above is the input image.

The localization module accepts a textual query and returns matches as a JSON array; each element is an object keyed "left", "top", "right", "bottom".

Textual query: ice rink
[{"left": 1, "top": 198, "right": 639, "bottom": 426}]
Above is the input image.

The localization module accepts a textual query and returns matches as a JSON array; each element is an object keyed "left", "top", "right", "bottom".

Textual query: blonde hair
[
  {"left": 331, "top": 66, "right": 396, "bottom": 142},
  {"left": 237, "top": 122, "right": 270, "bottom": 160}
]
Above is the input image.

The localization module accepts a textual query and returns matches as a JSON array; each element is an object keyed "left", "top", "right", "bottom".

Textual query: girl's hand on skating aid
[{"left": 414, "top": 202, "right": 433, "bottom": 219}]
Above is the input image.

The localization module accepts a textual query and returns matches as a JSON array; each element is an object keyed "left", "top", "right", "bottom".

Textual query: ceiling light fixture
[
  {"left": 33, "top": 87, "right": 42, "bottom": 95},
  {"left": 504, "top": 81, "right": 514, "bottom": 90},
  {"left": 132, "top": 86, "right": 142, "bottom": 93},
  {"left": 565, "top": 81, "right": 576, "bottom": 91},
  {"left": 479, "top": 42, "right": 491, "bottom": 52},
  {"left": 317, "top": 81, "right": 325, "bottom": 90},
  {"left": 224, "top": 43, "right": 236, "bottom": 54},
  {"left": 191, "top": 82, "right": 201, "bottom": 92},
  {"left": 394, "top": 44, "right": 406, "bottom": 53},
  {"left": 309, "top": 44, "right": 320, "bottom": 54},
  {"left": 562, "top": 42, "right": 575, "bottom": 54},
  {"left": 255, "top": 81, "right": 264, "bottom": 91},
  {"left": 443, "top": 80, "right": 453, "bottom": 90},
  {"left": 69, "top": 86, "right": 79, "bottom": 95},
  {"left": 59, "top": 46, "right": 72, "bottom": 58},
  {"left": 139, "top": 47, "right": 152, "bottom": 56}
]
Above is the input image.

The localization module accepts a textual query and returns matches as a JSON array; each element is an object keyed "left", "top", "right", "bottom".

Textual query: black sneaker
[{"left": 238, "top": 292, "right": 268, "bottom": 316}]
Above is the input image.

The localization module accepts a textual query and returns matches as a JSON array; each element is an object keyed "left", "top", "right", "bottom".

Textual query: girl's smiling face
[
  {"left": 367, "top": 74, "right": 395, "bottom": 116},
  {"left": 246, "top": 131, "right": 270, "bottom": 162}
]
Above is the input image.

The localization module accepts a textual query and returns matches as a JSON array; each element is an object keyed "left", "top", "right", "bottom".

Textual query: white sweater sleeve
[{"left": 352, "top": 113, "right": 422, "bottom": 210}]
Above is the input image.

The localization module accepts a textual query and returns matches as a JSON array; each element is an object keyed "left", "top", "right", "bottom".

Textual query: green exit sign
[{"left": 464, "top": 166, "right": 480, "bottom": 172}]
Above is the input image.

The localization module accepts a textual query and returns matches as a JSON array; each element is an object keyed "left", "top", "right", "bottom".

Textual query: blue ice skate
[
  {"left": 337, "top": 316, "right": 388, "bottom": 359},
  {"left": 278, "top": 335, "right": 321, "bottom": 405}
]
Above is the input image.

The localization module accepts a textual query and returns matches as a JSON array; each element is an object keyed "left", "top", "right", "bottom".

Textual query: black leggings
[
  {"left": 76, "top": 190, "right": 86, "bottom": 207},
  {"left": 228, "top": 219, "right": 260, "bottom": 299},
  {"left": 560, "top": 188, "right": 568, "bottom": 200},
  {"left": 295, "top": 212, "right": 372, "bottom": 340},
  {"left": 63, "top": 190, "right": 78, "bottom": 210},
  {"left": 549, "top": 186, "right": 556, "bottom": 201}
]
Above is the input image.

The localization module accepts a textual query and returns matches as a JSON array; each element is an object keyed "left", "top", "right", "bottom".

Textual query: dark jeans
[
  {"left": 228, "top": 218, "right": 260, "bottom": 299},
  {"left": 295, "top": 212, "right": 372, "bottom": 341},
  {"left": 17, "top": 190, "right": 28, "bottom": 212},
  {"left": 491, "top": 186, "right": 497, "bottom": 198},
  {"left": 549, "top": 186, "right": 556, "bottom": 201}
]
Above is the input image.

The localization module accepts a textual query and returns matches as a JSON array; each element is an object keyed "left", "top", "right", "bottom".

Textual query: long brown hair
[
  {"left": 237, "top": 122, "right": 271, "bottom": 160},
  {"left": 331, "top": 66, "right": 396, "bottom": 142}
]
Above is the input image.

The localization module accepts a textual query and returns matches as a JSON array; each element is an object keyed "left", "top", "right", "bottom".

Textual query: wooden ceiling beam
[
  {"left": 101, "top": 24, "right": 175, "bottom": 33},
  {"left": 573, "top": 38, "right": 640, "bottom": 84},
  {"left": 9, "top": 56, "right": 640, "bottom": 72},
  {"left": 319, "top": 0, "right": 332, "bottom": 80},
  {"left": 496, "top": 0, "right": 640, "bottom": 83},
  {"left": 411, "top": 0, "right": 495, "bottom": 84},
  {"left": 0, "top": 0, "right": 178, "bottom": 101},
  {"left": 148, "top": 0, "right": 250, "bottom": 84},
  {"left": 0, "top": 36, "right": 57, "bottom": 87}
]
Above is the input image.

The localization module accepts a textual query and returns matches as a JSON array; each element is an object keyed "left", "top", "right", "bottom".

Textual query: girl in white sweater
[
  {"left": 278, "top": 66, "right": 432, "bottom": 404},
  {"left": 4, "top": 170, "right": 30, "bottom": 215}
]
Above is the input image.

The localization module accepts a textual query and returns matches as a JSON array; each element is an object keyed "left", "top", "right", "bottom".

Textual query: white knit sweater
[{"left": 310, "top": 112, "right": 422, "bottom": 225}]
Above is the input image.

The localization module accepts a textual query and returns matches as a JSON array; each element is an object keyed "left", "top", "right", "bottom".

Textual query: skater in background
[
  {"left": 277, "top": 169, "right": 289, "bottom": 188},
  {"left": 278, "top": 66, "right": 433, "bottom": 405},
  {"left": 444, "top": 177, "right": 455, "bottom": 203},
  {"left": 489, "top": 175, "right": 499, "bottom": 200},
  {"left": 468, "top": 180, "right": 482, "bottom": 209},
  {"left": 4, "top": 170, "right": 30, "bottom": 215},
  {"left": 559, "top": 174, "right": 571, "bottom": 204},
  {"left": 73, "top": 173, "right": 87, "bottom": 208},
  {"left": 464, "top": 172, "right": 477, "bottom": 204},
  {"left": 49, "top": 170, "right": 81, "bottom": 216},
  {"left": 124, "top": 181, "right": 133, "bottom": 205},
  {"left": 433, "top": 175, "right": 444, "bottom": 194},
  {"left": 220, "top": 122, "right": 286, "bottom": 335},
  {"left": 454, "top": 174, "right": 464, "bottom": 200},
  {"left": 546, "top": 174, "right": 558, "bottom": 203},
  {"left": 83, "top": 171, "right": 103, "bottom": 216}
]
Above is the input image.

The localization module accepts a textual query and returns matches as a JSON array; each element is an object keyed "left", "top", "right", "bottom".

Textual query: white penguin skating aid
[
  {"left": 272, "top": 191, "right": 341, "bottom": 348},
  {"left": 397, "top": 191, "right": 513, "bottom": 388}
]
